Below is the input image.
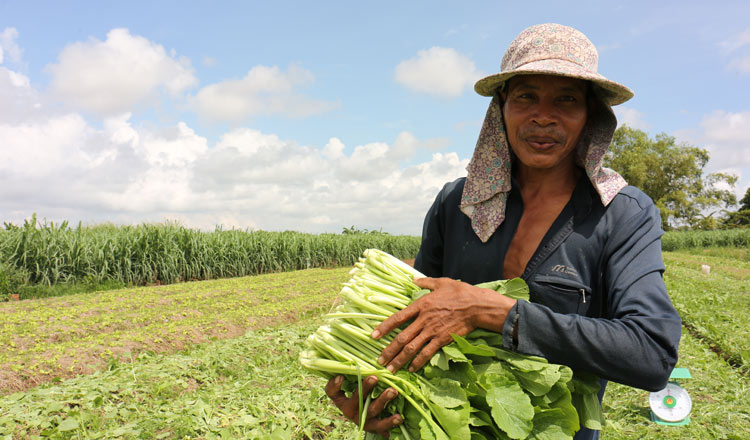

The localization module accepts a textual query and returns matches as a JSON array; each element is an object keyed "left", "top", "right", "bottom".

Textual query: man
[{"left": 326, "top": 23, "right": 682, "bottom": 439}]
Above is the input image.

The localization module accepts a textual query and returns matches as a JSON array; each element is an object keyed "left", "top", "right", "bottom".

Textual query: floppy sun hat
[
  {"left": 474, "top": 23, "right": 633, "bottom": 105},
  {"left": 461, "top": 23, "right": 631, "bottom": 243}
]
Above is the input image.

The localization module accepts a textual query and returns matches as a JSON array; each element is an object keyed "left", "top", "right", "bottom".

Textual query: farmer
[{"left": 326, "top": 23, "right": 682, "bottom": 439}]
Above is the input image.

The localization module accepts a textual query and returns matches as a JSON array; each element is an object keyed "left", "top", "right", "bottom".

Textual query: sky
[{"left": 1, "top": 0, "right": 749, "bottom": 235}]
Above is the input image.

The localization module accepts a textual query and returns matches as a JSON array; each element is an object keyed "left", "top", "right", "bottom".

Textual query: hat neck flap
[{"left": 460, "top": 94, "right": 627, "bottom": 243}]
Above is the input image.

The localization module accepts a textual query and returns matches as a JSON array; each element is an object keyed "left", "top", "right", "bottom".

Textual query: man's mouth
[{"left": 525, "top": 136, "right": 559, "bottom": 150}]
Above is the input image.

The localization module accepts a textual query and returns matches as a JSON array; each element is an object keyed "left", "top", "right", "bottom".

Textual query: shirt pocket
[{"left": 531, "top": 275, "right": 592, "bottom": 315}]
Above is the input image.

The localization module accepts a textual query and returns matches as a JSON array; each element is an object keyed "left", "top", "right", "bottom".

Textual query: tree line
[{"left": 604, "top": 126, "right": 748, "bottom": 230}]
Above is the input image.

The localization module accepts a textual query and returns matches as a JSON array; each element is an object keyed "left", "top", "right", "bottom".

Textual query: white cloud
[
  {"left": 0, "top": 67, "right": 40, "bottom": 123},
  {"left": 1, "top": 36, "right": 467, "bottom": 235},
  {"left": 421, "top": 136, "right": 452, "bottom": 152},
  {"left": 720, "top": 28, "right": 750, "bottom": 74},
  {"left": 444, "top": 25, "right": 468, "bottom": 38},
  {"left": 0, "top": 83, "right": 468, "bottom": 234},
  {"left": 595, "top": 43, "right": 622, "bottom": 54},
  {"left": 0, "top": 27, "right": 23, "bottom": 65},
  {"left": 453, "top": 119, "right": 483, "bottom": 133},
  {"left": 189, "top": 64, "right": 340, "bottom": 122},
  {"left": 614, "top": 106, "right": 650, "bottom": 130},
  {"left": 719, "top": 28, "right": 750, "bottom": 53},
  {"left": 185, "top": 129, "right": 468, "bottom": 233},
  {"left": 728, "top": 55, "right": 750, "bottom": 73},
  {"left": 675, "top": 110, "right": 750, "bottom": 203},
  {"left": 395, "top": 47, "right": 484, "bottom": 98},
  {"left": 698, "top": 110, "right": 750, "bottom": 168},
  {"left": 45, "top": 28, "right": 198, "bottom": 116}
]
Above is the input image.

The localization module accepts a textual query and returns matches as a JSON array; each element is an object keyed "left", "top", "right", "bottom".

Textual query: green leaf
[
  {"left": 544, "top": 383, "right": 580, "bottom": 434},
  {"left": 418, "top": 414, "right": 438, "bottom": 440},
  {"left": 441, "top": 344, "right": 469, "bottom": 362},
  {"left": 57, "top": 418, "right": 79, "bottom": 432},
  {"left": 422, "top": 378, "right": 468, "bottom": 408},
  {"left": 45, "top": 401, "right": 64, "bottom": 414},
  {"left": 430, "top": 403, "right": 471, "bottom": 440},
  {"left": 480, "top": 370, "right": 534, "bottom": 439},
  {"left": 503, "top": 278, "right": 531, "bottom": 301},
  {"left": 424, "top": 362, "right": 479, "bottom": 397},
  {"left": 469, "top": 412, "right": 491, "bottom": 427},
  {"left": 527, "top": 408, "right": 574, "bottom": 440},
  {"left": 451, "top": 334, "right": 495, "bottom": 357},
  {"left": 507, "top": 364, "right": 562, "bottom": 396},
  {"left": 474, "top": 278, "right": 530, "bottom": 301},
  {"left": 429, "top": 350, "right": 450, "bottom": 371},
  {"left": 465, "top": 329, "right": 503, "bottom": 347},
  {"left": 491, "top": 347, "right": 549, "bottom": 371},
  {"left": 569, "top": 371, "right": 601, "bottom": 394},
  {"left": 572, "top": 392, "right": 603, "bottom": 431}
]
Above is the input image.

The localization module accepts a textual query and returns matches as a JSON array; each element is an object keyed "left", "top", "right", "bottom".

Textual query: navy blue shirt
[{"left": 414, "top": 176, "right": 682, "bottom": 439}]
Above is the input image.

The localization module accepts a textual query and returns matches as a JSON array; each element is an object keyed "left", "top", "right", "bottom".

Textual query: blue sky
[{"left": 1, "top": 0, "right": 749, "bottom": 234}]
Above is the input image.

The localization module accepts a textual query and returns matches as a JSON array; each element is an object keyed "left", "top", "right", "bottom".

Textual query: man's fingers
[
  {"left": 366, "top": 387, "right": 398, "bottom": 419},
  {"left": 325, "top": 375, "right": 345, "bottom": 400},
  {"left": 325, "top": 375, "right": 379, "bottom": 419},
  {"left": 413, "top": 276, "right": 441, "bottom": 291},
  {"left": 377, "top": 321, "right": 423, "bottom": 370},
  {"left": 408, "top": 336, "right": 451, "bottom": 372},
  {"left": 385, "top": 331, "right": 433, "bottom": 373},
  {"left": 364, "top": 413, "right": 403, "bottom": 437},
  {"left": 372, "top": 305, "right": 418, "bottom": 340}
]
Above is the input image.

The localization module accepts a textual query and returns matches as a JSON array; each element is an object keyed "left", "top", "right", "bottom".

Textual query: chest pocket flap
[{"left": 532, "top": 275, "right": 592, "bottom": 315}]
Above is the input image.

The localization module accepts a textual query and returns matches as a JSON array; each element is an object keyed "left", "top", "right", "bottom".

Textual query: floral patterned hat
[
  {"left": 474, "top": 23, "right": 633, "bottom": 105},
  {"left": 461, "top": 23, "right": 631, "bottom": 243}
]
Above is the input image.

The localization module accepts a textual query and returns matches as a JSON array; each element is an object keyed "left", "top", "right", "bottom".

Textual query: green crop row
[
  {"left": 0, "top": 267, "right": 351, "bottom": 395},
  {"left": 0, "top": 216, "right": 420, "bottom": 291},
  {"left": 1, "top": 304, "right": 747, "bottom": 438},
  {"left": 662, "top": 228, "right": 750, "bottom": 251},
  {"left": 0, "top": 318, "right": 356, "bottom": 439},
  {"left": 0, "top": 247, "right": 747, "bottom": 438},
  {"left": 663, "top": 252, "right": 750, "bottom": 374}
]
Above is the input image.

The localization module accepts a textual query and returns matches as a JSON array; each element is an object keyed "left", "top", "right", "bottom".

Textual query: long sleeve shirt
[{"left": 414, "top": 175, "right": 682, "bottom": 440}]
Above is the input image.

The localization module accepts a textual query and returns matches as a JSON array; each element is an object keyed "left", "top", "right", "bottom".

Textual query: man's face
[{"left": 501, "top": 74, "right": 588, "bottom": 173}]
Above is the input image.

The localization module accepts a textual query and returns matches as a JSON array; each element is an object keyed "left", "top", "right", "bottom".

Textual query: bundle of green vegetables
[{"left": 299, "top": 249, "right": 603, "bottom": 439}]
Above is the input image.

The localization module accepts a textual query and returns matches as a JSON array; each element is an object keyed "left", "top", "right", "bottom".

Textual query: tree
[
  {"left": 723, "top": 186, "right": 750, "bottom": 227},
  {"left": 604, "top": 126, "right": 737, "bottom": 230}
]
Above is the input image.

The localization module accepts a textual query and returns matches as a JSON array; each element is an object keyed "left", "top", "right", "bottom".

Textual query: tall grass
[
  {"left": 661, "top": 228, "right": 750, "bottom": 251},
  {"left": 0, "top": 216, "right": 420, "bottom": 288}
]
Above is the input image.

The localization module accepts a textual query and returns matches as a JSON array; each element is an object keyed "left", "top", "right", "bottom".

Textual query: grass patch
[
  {"left": 16, "top": 279, "right": 129, "bottom": 300},
  {"left": 663, "top": 253, "right": 750, "bottom": 373},
  {"left": 2, "top": 317, "right": 747, "bottom": 439},
  {"left": 670, "top": 247, "right": 750, "bottom": 264},
  {"left": 662, "top": 229, "right": 750, "bottom": 251},
  {"left": 0, "top": 318, "right": 356, "bottom": 439},
  {"left": 601, "top": 330, "right": 750, "bottom": 439},
  {"left": 1, "top": 247, "right": 748, "bottom": 438},
  {"left": 0, "top": 268, "right": 350, "bottom": 395}
]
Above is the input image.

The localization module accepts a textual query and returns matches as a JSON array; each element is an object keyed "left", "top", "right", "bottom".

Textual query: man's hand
[
  {"left": 371, "top": 277, "right": 515, "bottom": 373},
  {"left": 325, "top": 375, "right": 402, "bottom": 437}
]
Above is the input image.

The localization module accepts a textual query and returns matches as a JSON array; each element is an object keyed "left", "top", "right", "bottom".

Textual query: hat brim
[{"left": 474, "top": 58, "right": 634, "bottom": 106}]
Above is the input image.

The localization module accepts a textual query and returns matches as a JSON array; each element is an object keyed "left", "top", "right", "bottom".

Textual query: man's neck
[{"left": 515, "top": 163, "right": 581, "bottom": 203}]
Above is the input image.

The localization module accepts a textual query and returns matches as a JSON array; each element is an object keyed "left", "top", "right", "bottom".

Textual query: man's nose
[{"left": 531, "top": 99, "right": 557, "bottom": 126}]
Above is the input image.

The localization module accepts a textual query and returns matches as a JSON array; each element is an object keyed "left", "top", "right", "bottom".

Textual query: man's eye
[{"left": 558, "top": 95, "right": 579, "bottom": 102}]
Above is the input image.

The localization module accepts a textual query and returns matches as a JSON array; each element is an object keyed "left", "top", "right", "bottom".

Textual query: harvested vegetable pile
[{"left": 299, "top": 249, "right": 603, "bottom": 439}]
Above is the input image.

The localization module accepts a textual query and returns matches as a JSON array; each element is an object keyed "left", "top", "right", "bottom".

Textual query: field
[{"left": 1, "top": 244, "right": 749, "bottom": 438}]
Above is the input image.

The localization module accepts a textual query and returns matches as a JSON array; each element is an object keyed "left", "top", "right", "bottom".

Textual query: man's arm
[{"left": 506, "top": 200, "right": 681, "bottom": 391}]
